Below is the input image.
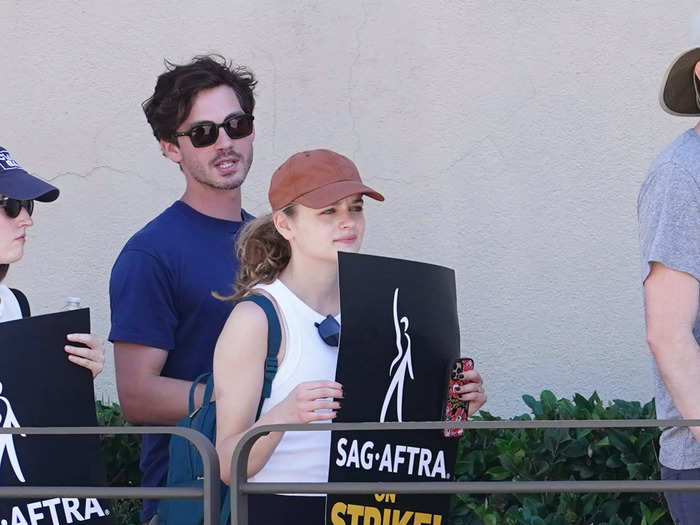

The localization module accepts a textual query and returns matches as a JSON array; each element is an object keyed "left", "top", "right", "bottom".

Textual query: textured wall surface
[{"left": 0, "top": 1, "right": 696, "bottom": 416}]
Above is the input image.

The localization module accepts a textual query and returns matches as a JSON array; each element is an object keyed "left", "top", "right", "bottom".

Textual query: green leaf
[
  {"left": 540, "top": 390, "right": 557, "bottom": 410},
  {"left": 561, "top": 439, "right": 588, "bottom": 458},
  {"left": 627, "top": 462, "right": 651, "bottom": 479},
  {"left": 608, "top": 428, "right": 635, "bottom": 455},
  {"left": 573, "top": 393, "right": 592, "bottom": 412},
  {"left": 556, "top": 399, "right": 576, "bottom": 420},
  {"left": 571, "top": 463, "right": 595, "bottom": 479},
  {"left": 639, "top": 501, "right": 667, "bottom": 524},
  {"left": 483, "top": 514, "right": 498, "bottom": 525},
  {"left": 500, "top": 453, "right": 521, "bottom": 473},
  {"left": 608, "top": 515, "right": 626, "bottom": 525},
  {"left": 522, "top": 394, "right": 538, "bottom": 412},
  {"left": 605, "top": 456, "right": 623, "bottom": 468},
  {"left": 530, "top": 400, "right": 544, "bottom": 418},
  {"left": 588, "top": 391, "right": 602, "bottom": 406},
  {"left": 595, "top": 498, "right": 622, "bottom": 520},
  {"left": 486, "top": 466, "right": 511, "bottom": 481},
  {"left": 581, "top": 493, "right": 598, "bottom": 515},
  {"left": 635, "top": 429, "right": 659, "bottom": 453}
]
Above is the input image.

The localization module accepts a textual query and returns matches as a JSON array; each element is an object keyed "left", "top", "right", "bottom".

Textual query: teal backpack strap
[
  {"left": 215, "top": 295, "right": 280, "bottom": 524},
  {"left": 188, "top": 373, "right": 212, "bottom": 418},
  {"left": 239, "top": 294, "right": 282, "bottom": 420},
  {"left": 220, "top": 488, "right": 231, "bottom": 525}
]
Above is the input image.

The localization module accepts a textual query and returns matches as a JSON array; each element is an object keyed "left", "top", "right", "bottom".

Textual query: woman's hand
[
  {"left": 274, "top": 380, "right": 343, "bottom": 424},
  {"left": 65, "top": 333, "right": 105, "bottom": 378},
  {"left": 454, "top": 369, "right": 487, "bottom": 417}
]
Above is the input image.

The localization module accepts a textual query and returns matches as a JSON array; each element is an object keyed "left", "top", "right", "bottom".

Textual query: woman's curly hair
[{"left": 219, "top": 207, "right": 295, "bottom": 302}]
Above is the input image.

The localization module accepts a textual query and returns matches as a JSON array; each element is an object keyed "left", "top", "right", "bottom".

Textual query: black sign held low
[
  {"left": 327, "top": 253, "right": 460, "bottom": 525},
  {"left": 0, "top": 309, "right": 112, "bottom": 525}
]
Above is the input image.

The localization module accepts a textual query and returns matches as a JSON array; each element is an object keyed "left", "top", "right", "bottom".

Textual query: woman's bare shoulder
[{"left": 216, "top": 293, "right": 280, "bottom": 355}]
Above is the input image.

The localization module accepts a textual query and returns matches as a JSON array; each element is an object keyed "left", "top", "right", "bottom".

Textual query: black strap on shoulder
[
  {"left": 9, "top": 288, "right": 30, "bottom": 318},
  {"left": 239, "top": 294, "right": 282, "bottom": 420}
]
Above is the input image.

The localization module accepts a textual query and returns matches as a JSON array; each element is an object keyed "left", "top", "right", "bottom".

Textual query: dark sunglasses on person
[
  {"left": 0, "top": 197, "right": 34, "bottom": 218},
  {"left": 175, "top": 113, "right": 254, "bottom": 148}
]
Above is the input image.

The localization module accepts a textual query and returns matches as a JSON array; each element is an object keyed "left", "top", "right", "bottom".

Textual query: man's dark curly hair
[{"left": 143, "top": 55, "right": 257, "bottom": 144}]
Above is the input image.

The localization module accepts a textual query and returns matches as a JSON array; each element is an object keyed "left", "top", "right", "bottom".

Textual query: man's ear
[
  {"left": 273, "top": 210, "right": 294, "bottom": 241},
  {"left": 159, "top": 139, "right": 183, "bottom": 164},
  {"left": 694, "top": 61, "right": 700, "bottom": 83}
]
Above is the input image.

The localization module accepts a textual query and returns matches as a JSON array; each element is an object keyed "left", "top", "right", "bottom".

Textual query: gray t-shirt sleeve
[{"left": 638, "top": 161, "right": 700, "bottom": 283}]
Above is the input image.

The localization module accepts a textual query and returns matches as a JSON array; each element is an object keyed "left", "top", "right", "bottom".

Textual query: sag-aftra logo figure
[
  {"left": 380, "top": 288, "right": 415, "bottom": 423},
  {"left": 0, "top": 381, "right": 26, "bottom": 483}
]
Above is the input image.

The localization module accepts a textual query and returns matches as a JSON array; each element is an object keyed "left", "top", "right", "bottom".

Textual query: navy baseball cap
[{"left": 0, "top": 146, "right": 59, "bottom": 202}]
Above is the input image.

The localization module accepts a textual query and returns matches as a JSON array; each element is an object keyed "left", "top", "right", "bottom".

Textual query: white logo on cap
[{"left": 0, "top": 151, "right": 21, "bottom": 172}]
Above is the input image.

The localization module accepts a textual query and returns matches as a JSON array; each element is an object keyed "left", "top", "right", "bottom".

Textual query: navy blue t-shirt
[{"left": 108, "top": 200, "right": 252, "bottom": 521}]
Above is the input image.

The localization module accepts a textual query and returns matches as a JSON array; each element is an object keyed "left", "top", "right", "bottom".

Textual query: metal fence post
[{"left": 229, "top": 428, "right": 272, "bottom": 525}]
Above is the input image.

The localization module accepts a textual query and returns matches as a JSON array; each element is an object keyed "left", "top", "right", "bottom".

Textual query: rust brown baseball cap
[{"left": 269, "top": 149, "right": 384, "bottom": 211}]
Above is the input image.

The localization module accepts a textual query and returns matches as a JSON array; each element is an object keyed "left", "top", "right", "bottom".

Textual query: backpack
[{"left": 159, "top": 294, "right": 282, "bottom": 525}]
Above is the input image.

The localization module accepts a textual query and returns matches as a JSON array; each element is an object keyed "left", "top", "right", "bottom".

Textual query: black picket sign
[
  {"left": 327, "top": 253, "right": 460, "bottom": 525},
  {"left": 0, "top": 309, "right": 113, "bottom": 525}
]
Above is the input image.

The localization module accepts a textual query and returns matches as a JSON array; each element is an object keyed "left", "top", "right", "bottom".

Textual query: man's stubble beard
[{"left": 186, "top": 146, "right": 254, "bottom": 190}]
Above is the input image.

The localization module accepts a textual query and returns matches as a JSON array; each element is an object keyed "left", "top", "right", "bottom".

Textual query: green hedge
[
  {"left": 451, "top": 391, "right": 669, "bottom": 525},
  {"left": 96, "top": 392, "right": 671, "bottom": 525}
]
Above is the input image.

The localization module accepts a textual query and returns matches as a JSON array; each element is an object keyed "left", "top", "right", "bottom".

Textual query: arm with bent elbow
[
  {"left": 644, "top": 262, "right": 700, "bottom": 442},
  {"left": 114, "top": 341, "right": 205, "bottom": 425}
]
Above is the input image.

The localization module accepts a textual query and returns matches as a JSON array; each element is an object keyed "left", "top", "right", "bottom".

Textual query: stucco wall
[{"left": 1, "top": 1, "right": 696, "bottom": 417}]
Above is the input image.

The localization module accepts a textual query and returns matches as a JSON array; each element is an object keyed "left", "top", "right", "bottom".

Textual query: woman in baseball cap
[
  {"left": 211, "top": 149, "right": 486, "bottom": 524},
  {"left": 0, "top": 146, "right": 104, "bottom": 377}
]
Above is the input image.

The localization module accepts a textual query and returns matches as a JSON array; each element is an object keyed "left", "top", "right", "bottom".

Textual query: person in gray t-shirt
[{"left": 638, "top": 44, "right": 700, "bottom": 525}]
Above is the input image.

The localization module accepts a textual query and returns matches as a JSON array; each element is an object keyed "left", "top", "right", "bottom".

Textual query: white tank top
[
  {"left": 247, "top": 279, "right": 340, "bottom": 488},
  {"left": 0, "top": 285, "right": 23, "bottom": 323}
]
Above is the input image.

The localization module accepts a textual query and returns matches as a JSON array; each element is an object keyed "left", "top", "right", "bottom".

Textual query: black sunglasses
[
  {"left": 0, "top": 197, "right": 34, "bottom": 219},
  {"left": 175, "top": 113, "right": 254, "bottom": 148}
]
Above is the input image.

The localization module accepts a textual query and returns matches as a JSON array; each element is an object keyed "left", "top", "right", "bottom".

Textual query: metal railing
[
  {"left": 3, "top": 420, "right": 700, "bottom": 525},
  {"left": 0, "top": 426, "right": 221, "bottom": 524},
  {"left": 229, "top": 419, "right": 700, "bottom": 525}
]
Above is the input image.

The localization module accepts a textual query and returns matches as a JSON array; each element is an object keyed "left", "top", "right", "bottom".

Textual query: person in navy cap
[{"left": 0, "top": 146, "right": 104, "bottom": 376}]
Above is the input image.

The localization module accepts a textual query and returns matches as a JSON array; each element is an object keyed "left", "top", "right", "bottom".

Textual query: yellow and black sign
[
  {"left": 330, "top": 493, "right": 446, "bottom": 524},
  {"left": 328, "top": 253, "right": 460, "bottom": 524}
]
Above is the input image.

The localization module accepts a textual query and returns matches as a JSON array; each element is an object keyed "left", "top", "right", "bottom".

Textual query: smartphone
[{"left": 443, "top": 357, "right": 474, "bottom": 437}]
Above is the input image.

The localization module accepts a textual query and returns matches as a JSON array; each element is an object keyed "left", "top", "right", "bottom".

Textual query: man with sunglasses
[
  {"left": 638, "top": 42, "right": 700, "bottom": 523},
  {"left": 108, "top": 55, "right": 256, "bottom": 524}
]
